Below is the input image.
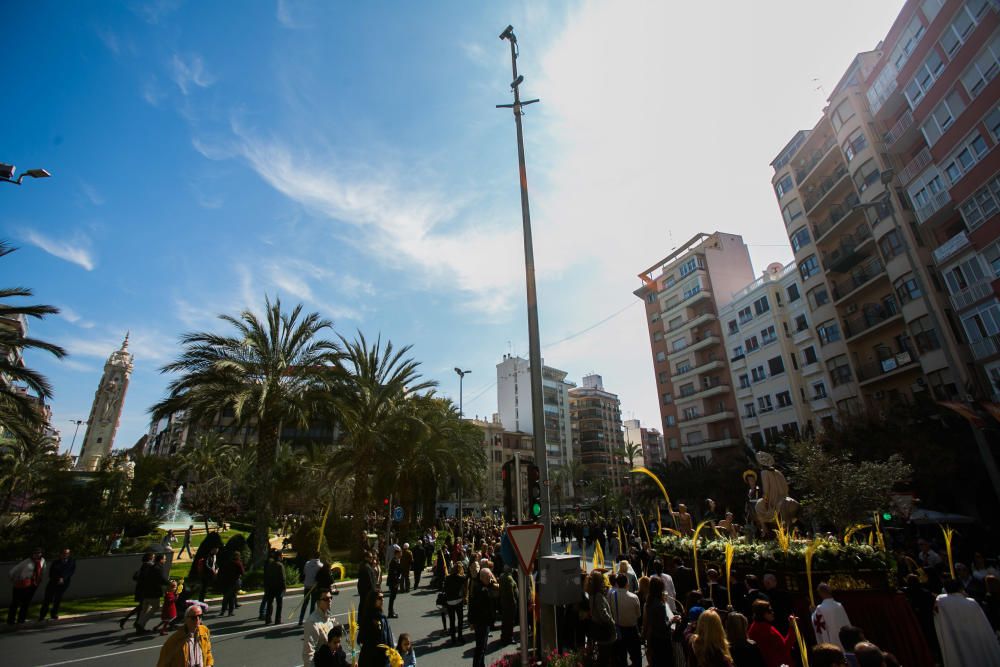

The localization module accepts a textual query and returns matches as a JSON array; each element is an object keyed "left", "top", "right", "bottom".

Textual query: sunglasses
[{"left": 320, "top": 596, "right": 333, "bottom": 601}]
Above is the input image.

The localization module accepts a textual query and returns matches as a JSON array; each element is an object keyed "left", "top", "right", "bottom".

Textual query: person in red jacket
[{"left": 747, "top": 599, "right": 796, "bottom": 667}]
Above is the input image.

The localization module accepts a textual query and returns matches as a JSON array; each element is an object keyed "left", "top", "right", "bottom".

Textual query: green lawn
[{"left": 58, "top": 594, "right": 137, "bottom": 616}]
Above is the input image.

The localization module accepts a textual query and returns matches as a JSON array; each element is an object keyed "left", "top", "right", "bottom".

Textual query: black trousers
[
  {"left": 38, "top": 582, "right": 69, "bottom": 620},
  {"left": 7, "top": 586, "right": 36, "bottom": 624},
  {"left": 412, "top": 567, "right": 422, "bottom": 589},
  {"left": 388, "top": 583, "right": 398, "bottom": 615},
  {"left": 262, "top": 590, "right": 283, "bottom": 623},
  {"left": 615, "top": 625, "right": 642, "bottom": 666},
  {"left": 501, "top": 607, "right": 516, "bottom": 641},
  {"left": 447, "top": 603, "right": 464, "bottom": 639},
  {"left": 473, "top": 622, "right": 489, "bottom": 667}
]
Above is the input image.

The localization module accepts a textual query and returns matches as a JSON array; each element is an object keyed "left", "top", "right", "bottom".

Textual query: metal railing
[
  {"left": 915, "top": 190, "right": 952, "bottom": 225},
  {"left": 813, "top": 192, "right": 862, "bottom": 240},
  {"left": 856, "top": 350, "right": 918, "bottom": 382},
  {"left": 831, "top": 257, "right": 885, "bottom": 301},
  {"left": 898, "top": 146, "right": 932, "bottom": 185},
  {"left": 951, "top": 279, "right": 994, "bottom": 311},
  {"left": 843, "top": 303, "right": 900, "bottom": 339},
  {"left": 823, "top": 225, "right": 873, "bottom": 271},
  {"left": 885, "top": 109, "right": 914, "bottom": 146},
  {"left": 804, "top": 164, "right": 850, "bottom": 213},
  {"left": 971, "top": 334, "right": 1000, "bottom": 361},
  {"left": 795, "top": 137, "right": 837, "bottom": 185}
]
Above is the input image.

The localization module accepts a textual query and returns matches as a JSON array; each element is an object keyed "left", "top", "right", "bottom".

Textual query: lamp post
[
  {"left": 853, "top": 175, "right": 1000, "bottom": 503},
  {"left": 454, "top": 367, "right": 471, "bottom": 536},
  {"left": 67, "top": 419, "right": 87, "bottom": 460},
  {"left": 1, "top": 163, "right": 51, "bottom": 186}
]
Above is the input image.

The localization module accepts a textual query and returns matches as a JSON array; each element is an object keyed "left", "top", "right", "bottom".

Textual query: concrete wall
[{"left": 0, "top": 548, "right": 174, "bottom": 607}]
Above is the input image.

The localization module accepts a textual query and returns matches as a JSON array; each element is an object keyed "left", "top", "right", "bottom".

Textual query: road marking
[{"left": 35, "top": 620, "right": 302, "bottom": 666}]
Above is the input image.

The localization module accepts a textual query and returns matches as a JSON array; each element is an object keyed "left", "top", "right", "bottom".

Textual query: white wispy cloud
[
  {"left": 170, "top": 53, "right": 215, "bottom": 95},
  {"left": 79, "top": 181, "right": 104, "bottom": 206},
  {"left": 59, "top": 305, "right": 96, "bottom": 329},
  {"left": 21, "top": 229, "right": 96, "bottom": 271},
  {"left": 133, "top": 0, "right": 183, "bottom": 25},
  {"left": 95, "top": 26, "right": 120, "bottom": 55},
  {"left": 142, "top": 77, "right": 167, "bottom": 107},
  {"left": 61, "top": 328, "right": 173, "bottom": 363}
]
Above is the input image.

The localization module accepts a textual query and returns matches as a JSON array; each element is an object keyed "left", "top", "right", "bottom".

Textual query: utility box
[{"left": 537, "top": 554, "right": 582, "bottom": 605}]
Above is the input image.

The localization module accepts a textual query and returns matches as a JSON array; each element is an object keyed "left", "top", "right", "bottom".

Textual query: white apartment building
[
  {"left": 496, "top": 354, "right": 575, "bottom": 473},
  {"left": 722, "top": 262, "right": 834, "bottom": 446},
  {"left": 623, "top": 418, "right": 665, "bottom": 468}
]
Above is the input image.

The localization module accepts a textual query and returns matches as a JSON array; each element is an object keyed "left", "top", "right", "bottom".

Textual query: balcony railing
[
  {"left": 898, "top": 147, "right": 932, "bottom": 185},
  {"left": 857, "top": 350, "right": 919, "bottom": 383},
  {"left": 823, "top": 225, "right": 873, "bottom": 273},
  {"left": 971, "top": 334, "right": 1000, "bottom": 361},
  {"left": 804, "top": 164, "right": 850, "bottom": 213},
  {"left": 885, "top": 110, "right": 914, "bottom": 147},
  {"left": 933, "top": 231, "right": 971, "bottom": 265},
  {"left": 794, "top": 137, "right": 837, "bottom": 185},
  {"left": 831, "top": 257, "right": 885, "bottom": 302},
  {"left": 843, "top": 303, "right": 901, "bottom": 339},
  {"left": 951, "top": 279, "right": 994, "bottom": 311},
  {"left": 813, "top": 192, "right": 862, "bottom": 241},
  {"left": 915, "top": 190, "right": 953, "bottom": 225}
]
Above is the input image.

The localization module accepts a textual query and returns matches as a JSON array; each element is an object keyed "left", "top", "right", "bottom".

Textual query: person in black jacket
[
  {"left": 468, "top": 568, "right": 498, "bottom": 667},
  {"left": 386, "top": 546, "right": 402, "bottom": 619},
  {"left": 358, "top": 590, "right": 393, "bottom": 667},
  {"left": 119, "top": 552, "right": 153, "bottom": 630},
  {"left": 135, "top": 553, "right": 169, "bottom": 633},
  {"left": 411, "top": 541, "right": 426, "bottom": 589},
  {"left": 262, "top": 550, "right": 286, "bottom": 625},
  {"left": 39, "top": 548, "right": 76, "bottom": 621},
  {"left": 357, "top": 552, "right": 378, "bottom": 616}
]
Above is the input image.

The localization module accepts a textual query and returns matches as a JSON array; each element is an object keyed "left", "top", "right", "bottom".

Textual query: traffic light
[
  {"left": 881, "top": 511, "right": 893, "bottom": 522},
  {"left": 527, "top": 464, "right": 542, "bottom": 521},
  {"left": 502, "top": 460, "right": 516, "bottom": 523},
  {"left": 383, "top": 497, "right": 390, "bottom": 507}
]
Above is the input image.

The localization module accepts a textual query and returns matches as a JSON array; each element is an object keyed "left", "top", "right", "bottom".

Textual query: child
[
  {"left": 397, "top": 632, "right": 417, "bottom": 666},
  {"left": 313, "top": 624, "right": 350, "bottom": 667},
  {"left": 155, "top": 580, "right": 179, "bottom": 636}
]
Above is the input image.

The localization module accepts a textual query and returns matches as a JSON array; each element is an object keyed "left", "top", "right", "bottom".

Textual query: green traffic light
[
  {"left": 531, "top": 502, "right": 541, "bottom": 517},
  {"left": 881, "top": 512, "right": 892, "bottom": 521}
]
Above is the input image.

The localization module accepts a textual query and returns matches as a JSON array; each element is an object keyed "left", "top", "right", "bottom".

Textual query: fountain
[{"left": 159, "top": 485, "right": 195, "bottom": 530}]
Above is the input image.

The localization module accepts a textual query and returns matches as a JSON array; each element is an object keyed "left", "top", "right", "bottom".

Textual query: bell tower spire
[{"left": 75, "top": 337, "right": 135, "bottom": 471}]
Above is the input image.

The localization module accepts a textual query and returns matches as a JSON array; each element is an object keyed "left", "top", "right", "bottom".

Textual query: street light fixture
[
  {"left": 1, "top": 163, "right": 51, "bottom": 186},
  {"left": 67, "top": 419, "right": 88, "bottom": 460}
]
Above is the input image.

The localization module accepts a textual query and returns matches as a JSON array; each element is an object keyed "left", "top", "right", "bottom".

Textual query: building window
[
  {"left": 754, "top": 296, "right": 770, "bottom": 315},
  {"left": 745, "top": 335, "right": 760, "bottom": 352},
  {"left": 944, "top": 255, "right": 988, "bottom": 295},
  {"left": 655, "top": 351, "right": 666, "bottom": 362},
  {"left": 799, "top": 254, "right": 820, "bottom": 280},
  {"left": 787, "top": 284, "right": 801, "bottom": 302},
  {"left": 808, "top": 285, "right": 830, "bottom": 310},
  {"left": 843, "top": 128, "right": 868, "bottom": 162},
  {"left": 943, "top": 132, "right": 990, "bottom": 185},
  {"left": 817, "top": 320, "right": 841, "bottom": 345},
  {"left": 782, "top": 199, "right": 804, "bottom": 226},
  {"left": 738, "top": 306, "right": 753, "bottom": 324},
  {"left": 853, "top": 159, "right": 880, "bottom": 192},
  {"left": 894, "top": 274, "right": 922, "bottom": 304},
  {"left": 732, "top": 345, "right": 745, "bottom": 359},
  {"left": 790, "top": 227, "right": 811, "bottom": 252},
  {"left": 775, "top": 173, "right": 794, "bottom": 199},
  {"left": 959, "top": 173, "right": 1000, "bottom": 229},
  {"left": 922, "top": 90, "right": 967, "bottom": 146},
  {"left": 744, "top": 402, "right": 756, "bottom": 418},
  {"left": 679, "top": 256, "right": 704, "bottom": 277},
  {"left": 728, "top": 319, "right": 739, "bottom": 335},
  {"left": 831, "top": 99, "right": 854, "bottom": 132},
  {"left": 653, "top": 331, "right": 663, "bottom": 341},
  {"left": 678, "top": 383, "right": 696, "bottom": 398},
  {"left": 941, "top": 2, "right": 989, "bottom": 61},
  {"left": 764, "top": 426, "right": 781, "bottom": 444},
  {"left": 987, "top": 105, "right": 1000, "bottom": 143},
  {"left": 827, "top": 355, "right": 852, "bottom": 387},
  {"left": 761, "top": 325, "right": 777, "bottom": 345},
  {"left": 961, "top": 33, "right": 1000, "bottom": 98},
  {"left": 676, "top": 361, "right": 692, "bottom": 374},
  {"left": 664, "top": 415, "right": 676, "bottom": 427},
  {"left": 812, "top": 381, "right": 828, "bottom": 399},
  {"left": 758, "top": 395, "right": 774, "bottom": 413},
  {"left": 768, "top": 355, "right": 785, "bottom": 376},
  {"left": 904, "top": 49, "right": 944, "bottom": 107},
  {"left": 910, "top": 315, "right": 941, "bottom": 353},
  {"left": 910, "top": 171, "right": 946, "bottom": 211},
  {"left": 682, "top": 278, "right": 703, "bottom": 299},
  {"left": 671, "top": 337, "right": 688, "bottom": 352},
  {"left": 738, "top": 374, "right": 751, "bottom": 389},
  {"left": 668, "top": 438, "right": 678, "bottom": 450},
  {"left": 803, "top": 346, "right": 819, "bottom": 365},
  {"left": 776, "top": 391, "right": 793, "bottom": 408},
  {"left": 663, "top": 392, "right": 675, "bottom": 404},
  {"left": 751, "top": 365, "right": 767, "bottom": 383},
  {"left": 794, "top": 314, "right": 809, "bottom": 332},
  {"left": 879, "top": 229, "right": 905, "bottom": 260}
]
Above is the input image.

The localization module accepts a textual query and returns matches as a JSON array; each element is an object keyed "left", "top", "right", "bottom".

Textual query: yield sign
[{"left": 506, "top": 524, "right": 544, "bottom": 574}]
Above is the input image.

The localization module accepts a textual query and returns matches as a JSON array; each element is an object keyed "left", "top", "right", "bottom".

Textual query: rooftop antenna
[{"left": 812, "top": 77, "right": 826, "bottom": 98}]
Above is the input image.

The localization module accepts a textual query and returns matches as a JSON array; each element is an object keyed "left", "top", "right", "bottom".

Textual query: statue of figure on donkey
[{"left": 746, "top": 451, "right": 800, "bottom": 537}]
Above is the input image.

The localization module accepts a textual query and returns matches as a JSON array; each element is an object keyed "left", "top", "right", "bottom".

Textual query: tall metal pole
[
  {"left": 499, "top": 24, "right": 555, "bottom": 653},
  {"left": 67, "top": 419, "right": 87, "bottom": 459},
  {"left": 514, "top": 452, "right": 529, "bottom": 665},
  {"left": 455, "top": 368, "right": 471, "bottom": 536}
]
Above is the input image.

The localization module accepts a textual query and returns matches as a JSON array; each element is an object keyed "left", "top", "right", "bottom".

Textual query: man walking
[
  {"left": 811, "top": 582, "right": 851, "bottom": 649},
  {"left": 302, "top": 589, "right": 336, "bottom": 666},
  {"left": 411, "top": 540, "right": 426, "bottom": 589},
  {"left": 7, "top": 547, "right": 45, "bottom": 626},
  {"left": 262, "top": 550, "right": 286, "bottom": 625},
  {"left": 136, "top": 553, "right": 168, "bottom": 633},
  {"left": 179, "top": 525, "right": 194, "bottom": 560},
  {"left": 499, "top": 565, "right": 518, "bottom": 644},
  {"left": 399, "top": 543, "right": 413, "bottom": 593},
  {"left": 386, "top": 546, "right": 402, "bottom": 619},
  {"left": 608, "top": 573, "right": 642, "bottom": 666},
  {"left": 357, "top": 551, "right": 377, "bottom": 613},
  {"left": 38, "top": 548, "right": 75, "bottom": 621},
  {"left": 298, "top": 552, "right": 323, "bottom": 626},
  {"left": 196, "top": 547, "right": 219, "bottom": 602},
  {"left": 469, "top": 568, "right": 498, "bottom": 667}
]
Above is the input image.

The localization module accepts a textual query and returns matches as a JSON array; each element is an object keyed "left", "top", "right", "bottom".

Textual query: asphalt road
[{"left": 3, "top": 576, "right": 528, "bottom": 667}]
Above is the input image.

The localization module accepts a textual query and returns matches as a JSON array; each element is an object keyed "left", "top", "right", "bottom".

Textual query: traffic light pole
[{"left": 514, "top": 452, "right": 530, "bottom": 665}]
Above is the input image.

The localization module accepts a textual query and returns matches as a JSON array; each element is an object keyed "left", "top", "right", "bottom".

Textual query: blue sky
[{"left": 3, "top": 0, "right": 905, "bottom": 452}]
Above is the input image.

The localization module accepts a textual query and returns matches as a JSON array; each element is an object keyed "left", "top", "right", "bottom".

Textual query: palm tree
[
  {"left": 0, "top": 242, "right": 67, "bottom": 442},
  {"left": 151, "top": 297, "right": 342, "bottom": 565},
  {"left": 335, "top": 333, "right": 435, "bottom": 556},
  {"left": 0, "top": 432, "right": 59, "bottom": 518}
]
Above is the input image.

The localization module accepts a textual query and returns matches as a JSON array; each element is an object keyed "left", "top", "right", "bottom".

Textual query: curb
[{"left": 10, "top": 578, "right": 362, "bottom": 629}]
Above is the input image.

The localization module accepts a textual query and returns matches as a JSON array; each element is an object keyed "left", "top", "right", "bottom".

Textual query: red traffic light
[{"left": 383, "top": 498, "right": 389, "bottom": 506}]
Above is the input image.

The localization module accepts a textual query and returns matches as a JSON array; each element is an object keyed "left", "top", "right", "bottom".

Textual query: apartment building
[
  {"left": 568, "top": 374, "right": 626, "bottom": 493},
  {"left": 634, "top": 233, "right": 756, "bottom": 461},
  {"left": 623, "top": 418, "right": 664, "bottom": 468},
  {"left": 496, "top": 354, "right": 575, "bottom": 474},
  {"left": 721, "top": 262, "right": 833, "bottom": 446},
  {"left": 770, "top": 2, "right": 997, "bottom": 411},
  {"left": 469, "top": 415, "right": 534, "bottom": 510},
  {"left": 870, "top": 0, "right": 1000, "bottom": 400}
]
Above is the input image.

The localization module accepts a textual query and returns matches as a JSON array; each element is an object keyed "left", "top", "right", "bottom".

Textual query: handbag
[{"left": 435, "top": 591, "right": 447, "bottom": 607}]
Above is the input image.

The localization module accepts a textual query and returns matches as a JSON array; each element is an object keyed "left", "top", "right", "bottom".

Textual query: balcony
[
  {"left": 971, "top": 334, "right": 1000, "bottom": 361},
  {"left": 857, "top": 350, "right": 920, "bottom": 385},
  {"left": 792, "top": 326, "right": 813, "bottom": 345},
  {"left": 735, "top": 382, "right": 753, "bottom": 397},
  {"left": 804, "top": 164, "right": 850, "bottom": 214},
  {"left": 950, "top": 279, "right": 994, "bottom": 311},
  {"left": 885, "top": 109, "right": 914, "bottom": 147},
  {"left": 813, "top": 192, "right": 863, "bottom": 242},
  {"left": 843, "top": 305, "right": 903, "bottom": 341},
  {"left": 671, "top": 359, "right": 725, "bottom": 383},
  {"left": 831, "top": 257, "right": 886, "bottom": 303},
  {"left": 794, "top": 136, "right": 837, "bottom": 186},
  {"left": 730, "top": 353, "right": 747, "bottom": 369},
  {"left": 867, "top": 64, "right": 898, "bottom": 117},
  {"left": 679, "top": 409, "right": 736, "bottom": 428},
  {"left": 667, "top": 311, "right": 716, "bottom": 334},
  {"left": 823, "top": 226, "right": 873, "bottom": 273},
  {"left": 933, "top": 231, "right": 971, "bottom": 265},
  {"left": 674, "top": 382, "right": 731, "bottom": 406},
  {"left": 662, "top": 288, "right": 712, "bottom": 318},
  {"left": 801, "top": 361, "right": 823, "bottom": 376},
  {"left": 915, "top": 190, "right": 952, "bottom": 225},
  {"left": 681, "top": 437, "right": 741, "bottom": 457},
  {"left": 810, "top": 394, "right": 833, "bottom": 411},
  {"left": 667, "top": 334, "right": 721, "bottom": 361},
  {"left": 898, "top": 147, "right": 932, "bottom": 186}
]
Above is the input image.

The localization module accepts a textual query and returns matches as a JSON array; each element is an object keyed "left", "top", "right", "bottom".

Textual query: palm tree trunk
[
  {"left": 350, "top": 459, "right": 370, "bottom": 560},
  {"left": 253, "top": 420, "right": 279, "bottom": 567}
]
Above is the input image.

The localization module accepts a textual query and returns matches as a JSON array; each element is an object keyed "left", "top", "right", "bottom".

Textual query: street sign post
[{"left": 506, "top": 524, "right": 544, "bottom": 575}]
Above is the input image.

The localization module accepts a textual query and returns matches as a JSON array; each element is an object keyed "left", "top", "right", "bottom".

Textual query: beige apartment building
[
  {"left": 721, "top": 262, "right": 836, "bottom": 446},
  {"left": 768, "top": 1, "right": 996, "bottom": 411},
  {"left": 568, "top": 374, "right": 626, "bottom": 493},
  {"left": 635, "top": 233, "right": 756, "bottom": 461}
]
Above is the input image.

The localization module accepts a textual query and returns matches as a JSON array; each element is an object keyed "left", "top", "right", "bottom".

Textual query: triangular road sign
[{"left": 506, "top": 524, "right": 544, "bottom": 574}]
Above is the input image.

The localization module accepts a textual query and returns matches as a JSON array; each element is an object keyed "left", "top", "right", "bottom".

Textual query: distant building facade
[
  {"left": 568, "top": 374, "right": 626, "bottom": 494},
  {"left": 623, "top": 418, "right": 664, "bottom": 468}
]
